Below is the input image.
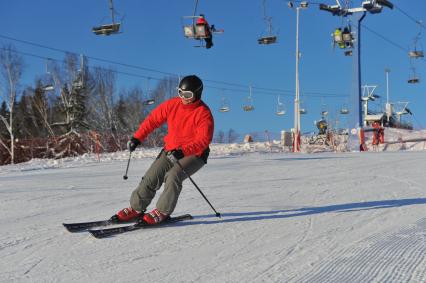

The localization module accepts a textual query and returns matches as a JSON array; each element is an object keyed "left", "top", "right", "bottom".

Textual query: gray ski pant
[{"left": 130, "top": 150, "right": 205, "bottom": 215}]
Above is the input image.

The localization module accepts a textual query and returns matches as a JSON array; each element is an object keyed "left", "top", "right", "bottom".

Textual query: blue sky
[{"left": 1, "top": 0, "right": 425, "bottom": 136}]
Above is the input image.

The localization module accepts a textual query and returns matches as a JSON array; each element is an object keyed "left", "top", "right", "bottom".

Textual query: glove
[
  {"left": 167, "top": 149, "right": 185, "bottom": 163},
  {"left": 127, "top": 137, "right": 141, "bottom": 152}
]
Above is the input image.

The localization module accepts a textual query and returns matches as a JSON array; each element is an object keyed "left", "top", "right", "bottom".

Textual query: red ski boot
[
  {"left": 142, "top": 208, "right": 168, "bottom": 225},
  {"left": 115, "top": 207, "right": 141, "bottom": 222}
]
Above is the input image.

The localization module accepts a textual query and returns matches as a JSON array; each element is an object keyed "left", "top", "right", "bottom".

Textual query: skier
[
  {"left": 115, "top": 75, "right": 214, "bottom": 225},
  {"left": 333, "top": 28, "right": 345, "bottom": 49},
  {"left": 196, "top": 14, "right": 214, "bottom": 49}
]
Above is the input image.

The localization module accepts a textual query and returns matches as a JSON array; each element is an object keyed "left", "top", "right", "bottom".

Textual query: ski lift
[
  {"left": 276, "top": 95, "right": 286, "bottom": 116},
  {"left": 44, "top": 58, "right": 56, "bottom": 91},
  {"left": 219, "top": 89, "right": 230, "bottom": 112},
  {"left": 182, "top": 0, "right": 223, "bottom": 48},
  {"left": 393, "top": 101, "right": 412, "bottom": 123},
  {"left": 258, "top": 0, "right": 278, "bottom": 45},
  {"left": 340, "top": 103, "right": 350, "bottom": 114},
  {"left": 43, "top": 85, "right": 55, "bottom": 92},
  {"left": 332, "top": 25, "right": 354, "bottom": 56},
  {"left": 299, "top": 101, "right": 307, "bottom": 114},
  {"left": 408, "top": 67, "right": 420, "bottom": 84},
  {"left": 409, "top": 21, "right": 424, "bottom": 59},
  {"left": 141, "top": 78, "right": 155, "bottom": 106},
  {"left": 362, "top": 0, "right": 394, "bottom": 13},
  {"left": 72, "top": 54, "right": 85, "bottom": 91},
  {"left": 92, "top": 0, "right": 122, "bottom": 36},
  {"left": 143, "top": 99, "right": 155, "bottom": 106},
  {"left": 320, "top": 100, "right": 328, "bottom": 117},
  {"left": 243, "top": 85, "right": 255, "bottom": 111},
  {"left": 219, "top": 98, "right": 230, "bottom": 113}
]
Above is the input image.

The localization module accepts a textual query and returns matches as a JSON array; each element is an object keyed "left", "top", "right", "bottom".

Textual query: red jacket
[
  {"left": 134, "top": 97, "right": 214, "bottom": 157},
  {"left": 196, "top": 17, "right": 209, "bottom": 26}
]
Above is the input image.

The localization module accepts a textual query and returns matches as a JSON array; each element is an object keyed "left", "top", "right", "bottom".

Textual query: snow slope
[{"left": 1, "top": 146, "right": 426, "bottom": 282}]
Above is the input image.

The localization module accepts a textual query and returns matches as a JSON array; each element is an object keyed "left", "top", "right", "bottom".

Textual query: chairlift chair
[
  {"left": 258, "top": 0, "right": 278, "bottom": 45},
  {"left": 183, "top": 16, "right": 210, "bottom": 39},
  {"left": 43, "top": 84, "right": 55, "bottom": 92},
  {"left": 333, "top": 26, "right": 354, "bottom": 55},
  {"left": 409, "top": 22, "right": 424, "bottom": 59},
  {"left": 276, "top": 96, "right": 285, "bottom": 116},
  {"left": 182, "top": 15, "right": 223, "bottom": 48},
  {"left": 243, "top": 86, "right": 255, "bottom": 112},
  {"left": 299, "top": 101, "right": 307, "bottom": 114},
  {"left": 340, "top": 104, "right": 349, "bottom": 114},
  {"left": 220, "top": 106, "right": 230, "bottom": 112},
  {"left": 93, "top": 23, "right": 121, "bottom": 36},
  {"left": 219, "top": 96, "right": 230, "bottom": 113},
  {"left": 92, "top": 0, "right": 122, "bottom": 36},
  {"left": 143, "top": 99, "right": 155, "bottom": 106},
  {"left": 408, "top": 76, "right": 420, "bottom": 84},
  {"left": 408, "top": 67, "right": 420, "bottom": 84},
  {"left": 258, "top": 36, "right": 277, "bottom": 45},
  {"left": 409, "top": 50, "right": 424, "bottom": 58},
  {"left": 72, "top": 80, "right": 84, "bottom": 90}
]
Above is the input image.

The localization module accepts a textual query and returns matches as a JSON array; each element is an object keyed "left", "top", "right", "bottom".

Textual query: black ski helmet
[{"left": 178, "top": 75, "right": 203, "bottom": 101}]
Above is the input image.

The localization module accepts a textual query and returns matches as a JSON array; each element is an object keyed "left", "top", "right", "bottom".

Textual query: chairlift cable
[
  {"left": 0, "top": 34, "right": 177, "bottom": 77},
  {"left": 1, "top": 35, "right": 352, "bottom": 99},
  {"left": 360, "top": 24, "right": 409, "bottom": 53},
  {"left": 394, "top": 4, "right": 426, "bottom": 30}
]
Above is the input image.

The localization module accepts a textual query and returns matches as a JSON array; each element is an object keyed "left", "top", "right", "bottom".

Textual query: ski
[
  {"left": 88, "top": 214, "right": 193, "bottom": 239},
  {"left": 63, "top": 217, "right": 133, "bottom": 233}
]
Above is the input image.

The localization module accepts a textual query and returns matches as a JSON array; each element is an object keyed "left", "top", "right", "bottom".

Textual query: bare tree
[
  {"left": 0, "top": 44, "right": 23, "bottom": 164},
  {"left": 143, "top": 76, "right": 179, "bottom": 147},
  {"left": 85, "top": 66, "right": 123, "bottom": 151},
  {"left": 30, "top": 81, "right": 55, "bottom": 136},
  {"left": 228, "top": 128, "right": 239, "bottom": 143},
  {"left": 215, "top": 130, "right": 225, "bottom": 143}
]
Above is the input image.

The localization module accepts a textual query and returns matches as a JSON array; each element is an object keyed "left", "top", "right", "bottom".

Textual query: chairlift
[
  {"left": 218, "top": 90, "right": 230, "bottom": 112},
  {"left": 340, "top": 103, "right": 350, "bottom": 114},
  {"left": 182, "top": 0, "right": 223, "bottom": 48},
  {"left": 219, "top": 98, "right": 230, "bottom": 112},
  {"left": 143, "top": 99, "right": 155, "bottom": 106},
  {"left": 258, "top": 0, "right": 278, "bottom": 45},
  {"left": 409, "top": 50, "right": 424, "bottom": 58},
  {"left": 320, "top": 100, "right": 328, "bottom": 117},
  {"left": 44, "top": 58, "right": 56, "bottom": 90},
  {"left": 92, "top": 0, "right": 122, "bottom": 36},
  {"left": 72, "top": 80, "right": 83, "bottom": 90},
  {"left": 243, "top": 85, "right": 255, "bottom": 111},
  {"left": 409, "top": 21, "right": 424, "bottom": 59},
  {"left": 72, "top": 55, "right": 85, "bottom": 90},
  {"left": 408, "top": 67, "right": 420, "bottom": 84},
  {"left": 43, "top": 84, "right": 55, "bottom": 92},
  {"left": 332, "top": 25, "right": 354, "bottom": 55},
  {"left": 299, "top": 101, "right": 307, "bottom": 114},
  {"left": 276, "top": 95, "right": 286, "bottom": 116}
]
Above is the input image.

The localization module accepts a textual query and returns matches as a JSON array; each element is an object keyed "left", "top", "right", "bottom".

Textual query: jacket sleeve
[
  {"left": 133, "top": 100, "right": 169, "bottom": 142},
  {"left": 181, "top": 109, "right": 214, "bottom": 156}
]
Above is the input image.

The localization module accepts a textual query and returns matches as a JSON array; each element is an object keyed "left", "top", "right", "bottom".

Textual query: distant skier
[
  {"left": 196, "top": 14, "right": 214, "bottom": 49},
  {"left": 115, "top": 75, "right": 214, "bottom": 225}
]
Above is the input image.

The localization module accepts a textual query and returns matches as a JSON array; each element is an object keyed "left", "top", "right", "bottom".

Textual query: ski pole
[
  {"left": 123, "top": 151, "right": 132, "bottom": 180},
  {"left": 176, "top": 160, "right": 221, "bottom": 218}
]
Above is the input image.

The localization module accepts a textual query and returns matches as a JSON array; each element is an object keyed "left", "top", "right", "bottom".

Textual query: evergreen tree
[{"left": 0, "top": 101, "right": 9, "bottom": 138}]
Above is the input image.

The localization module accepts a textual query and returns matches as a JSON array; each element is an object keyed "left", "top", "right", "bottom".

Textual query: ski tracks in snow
[{"left": 293, "top": 217, "right": 426, "bottom": 283}]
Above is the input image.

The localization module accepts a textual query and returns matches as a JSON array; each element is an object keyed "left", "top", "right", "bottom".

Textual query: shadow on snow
[{"left": 179, "top": 198, "right": 426, "bottom": 226}]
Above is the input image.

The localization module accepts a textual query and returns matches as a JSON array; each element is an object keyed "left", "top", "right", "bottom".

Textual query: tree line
[
  {"left": 0, "top": 44, "right": 241, "bottom": 165},
  {"left": 0, "top": 44, "right": 179, "bottom": 164}
]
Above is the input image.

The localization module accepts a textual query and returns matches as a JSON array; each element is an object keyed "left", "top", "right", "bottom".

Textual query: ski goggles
[{"left": 177, "top": 88, "right": 195, "bottom": 100}]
